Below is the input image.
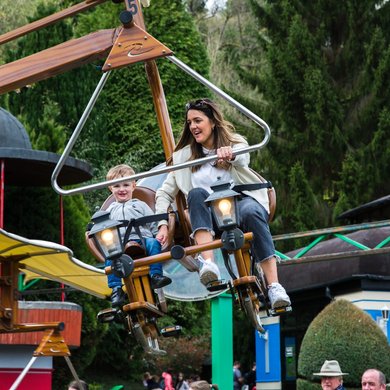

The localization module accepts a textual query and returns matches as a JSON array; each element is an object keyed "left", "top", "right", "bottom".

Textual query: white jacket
[
  {"left": 155, "top": 143, "right": 269, "bottom": 224},
  {"left": 106, "top": 199, "right": 158, "bottom": 240}
]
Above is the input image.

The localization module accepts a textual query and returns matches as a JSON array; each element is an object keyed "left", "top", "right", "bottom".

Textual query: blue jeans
[
  {"left": 106, "top": 237, "right": 162, "bottom": 288},
  {"left": 187, "top": 187, "right": 276, "bottom": 263}
]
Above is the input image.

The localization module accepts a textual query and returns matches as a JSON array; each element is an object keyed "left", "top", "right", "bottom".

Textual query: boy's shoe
[
  {"left": 268, "top": 282, "right": 291, "bottom": 309},
  {"left": 199, "top": 260, "right": 221, "bottom": 286},
  {"left": 111, "top": 286, "right": 127, "bottom": 308},
  {"left": 150, "top": 274, "right": 172, "bottom": 289}
]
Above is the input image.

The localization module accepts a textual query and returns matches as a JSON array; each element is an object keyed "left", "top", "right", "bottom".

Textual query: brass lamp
[
  {"left": 205, "top": 180, "right": 240, "bottom": 230},
  {"left": 89, "top": 210, "right": 123, "bottom": 260},
  {"left": 89, "top": 210, "right": 134, "bottom": 278},
  {"left": 205, "top": 180, "right": 244, "bottom": 251}
]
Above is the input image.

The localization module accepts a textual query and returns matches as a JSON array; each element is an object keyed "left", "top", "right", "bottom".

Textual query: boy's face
[{"left": 109, "top": 180, "right": 136, "bottom": 203}]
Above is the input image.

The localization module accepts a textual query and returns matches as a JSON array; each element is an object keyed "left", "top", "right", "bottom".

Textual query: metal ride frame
[{"left": 0, "top": 0, "right": 280, "bottom": 355}]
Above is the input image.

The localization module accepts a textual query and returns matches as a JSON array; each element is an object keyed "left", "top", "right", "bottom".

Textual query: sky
[{"left": 206, "top": 0, "right": 227, "bottom": 10}]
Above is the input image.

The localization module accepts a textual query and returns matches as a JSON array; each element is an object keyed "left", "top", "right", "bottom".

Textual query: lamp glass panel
[
  {"left": 96, "top": 227, "right": 122, "bottom": 259},
  {"left": 212, "top": 197, "right": 237, "bottom": 228}
]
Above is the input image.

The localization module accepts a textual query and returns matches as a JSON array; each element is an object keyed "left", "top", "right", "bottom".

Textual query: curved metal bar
[
  {"left": 51, "top": 57, "right": 271, "bottom": 196},
  {"left": 168, "top": 55, "right": 270, "bottom": 139},
  {"left": 51, "top": 70, "right": 111, "bottom": 195}
]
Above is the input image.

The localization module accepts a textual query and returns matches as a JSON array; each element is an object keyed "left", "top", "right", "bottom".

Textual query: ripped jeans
[{"left": 187, "top": 187, "right": 276, "bottom": 263}]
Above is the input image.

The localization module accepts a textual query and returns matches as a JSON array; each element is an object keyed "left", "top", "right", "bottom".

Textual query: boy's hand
[{"left": 156, "top": 225, "right": 169, "bottom": 246}]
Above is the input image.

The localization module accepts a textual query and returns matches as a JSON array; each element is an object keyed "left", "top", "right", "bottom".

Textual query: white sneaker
[
  {"left": 199, "top": 259, "right": 221, "bottom": 286},
  {"left": 268, "top": 282, "right": 291, "bottom": 309}
]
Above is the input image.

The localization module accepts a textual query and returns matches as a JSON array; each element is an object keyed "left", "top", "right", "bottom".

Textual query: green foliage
[
  {"left": 298, "top": 299, "right": 390, "bottom": 388},
  {"left": 158, "top": 300, "right": 211, "bottom": 336},
  {"left": 70, "top": 0, "right": 211, "bottom": 183},
  {"left": 296, "top": 378, "right": 321, "bottom": 390},
  {"left": 148, "top": 334, "right": 210, "bottom": 377},
  {"left": 209, "top": 0, "right": 390, "bottom": 232},
  {"left": 52, "top": 292, "right": 109, "bottom": 389},
  {"left": 2, "top": 0, "right": 104, "bottom": 161},
  {"left": 2, "top": 0, "right": 212, "bottom": 381},
  {"left": 286, "top": 162, "right": 332, "bottom": 233}
]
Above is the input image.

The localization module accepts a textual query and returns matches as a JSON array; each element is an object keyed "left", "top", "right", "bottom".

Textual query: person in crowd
[
  {"left": 244, "top": 362, "right": 256, "bottom": 390},
  {"left": 143, "top": 372, "right": 163, "bottom": 389},
  {"left": 155, "top": 98, "right": 290, "bottom": 309},
  {"left": 175, "top": 372, "right": 190, "bottom": 390},
  {"left": 233, "top": 361, "right": 244, "bottom": 390},
  {"left": 150, "top": 375, "right": 163, "bottom": 390},
  {"left": 313, "top": 360, "right": 348, "bottom": 390},
  {"left": 189, "top": 380, "right": 219, "bottom": 390},
  {"left": 68, "top": 379, "right": 89, "bottom": 390},
  {"left": 361, "top": 369, "right": 386, "bottom": 390},
  {"left": 143, "top": 372, "right": 152, "bottom": 387},
  {"left": 162, "top": 369, "right": 175, "bottom": 390},
  {"left": 102, "top": 164, "right": 171, "bottom": 307},
  {"left": 188, "top": 374, "right": 201, "bottom": 384}
]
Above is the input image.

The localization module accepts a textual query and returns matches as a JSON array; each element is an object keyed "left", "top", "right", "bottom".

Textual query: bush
[{"left": 298, "top": 299, "right": 390, "bottom": 388}]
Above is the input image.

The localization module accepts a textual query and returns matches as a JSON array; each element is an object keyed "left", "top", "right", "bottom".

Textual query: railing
[{"left": 272, "top": 220, "right": 390, "bottom": 261}]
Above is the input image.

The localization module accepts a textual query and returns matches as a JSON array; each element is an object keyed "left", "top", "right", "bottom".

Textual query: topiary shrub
[
  {"left": 296, "top": 378, "right": 321, "bottom": 390},
  {"left": 298, "top": 299, "right": 390, "bottom": 389}
]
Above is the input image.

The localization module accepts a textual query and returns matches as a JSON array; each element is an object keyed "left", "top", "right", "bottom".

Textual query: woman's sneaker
[
  {"left": 268, "top": 282, "right": 291, "bottom": 309},
  {"left": 199, "top": 259, "right": 221, "bottom": 286}
]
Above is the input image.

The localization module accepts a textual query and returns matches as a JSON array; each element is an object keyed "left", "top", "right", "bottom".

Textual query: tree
[
  {"left": 209, "top": 0, "right": 390, "bottom": 233},
  {"left": 298, "top": 299, "right": 390, "bottom": 389},
  {"left": 1, "top": 0, "right": 214, "bottom": 383},
  {"left": 74, "top": 0, "right": 211, "bottom": 177}
]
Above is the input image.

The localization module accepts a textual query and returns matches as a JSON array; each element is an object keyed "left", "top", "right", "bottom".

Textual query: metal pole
[
  {"left": 9, "top": 356, "right": 38, "bottom": 390},
  {"left": 65, "top": 356, "right": 83, "bottom": 386},
  {"left": 212, "top": 293, "right": 233, "bottom": 390},
  {"left": 60, "top": 195, "right": 65, "bottom": 302}
]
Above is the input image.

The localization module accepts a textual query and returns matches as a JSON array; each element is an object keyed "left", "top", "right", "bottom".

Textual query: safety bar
[{"left": 51, "top": 56, "right": 271, "bottom": 196}]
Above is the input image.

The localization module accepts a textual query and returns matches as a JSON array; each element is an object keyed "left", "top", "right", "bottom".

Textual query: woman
[
  {"left": 155, "top": 98, "right": 290, "bottom": 309},
  {"left": 175, "top": 372, "right": 190, "bottom": 390}
]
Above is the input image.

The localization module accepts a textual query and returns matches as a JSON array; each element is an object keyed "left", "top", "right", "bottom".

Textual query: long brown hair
[{"left": 171, "top": 99, "right": 246, "bottom": 171}]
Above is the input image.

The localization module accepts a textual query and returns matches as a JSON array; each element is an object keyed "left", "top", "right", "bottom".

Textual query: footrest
[
  {"left": 233, "top": 276, "right": 266, "bottom": 296},
  {"left": 122, "top": 301, "right": 164, "bottom": 317},
  {"left": 270, "top": 305, "right": 293, "bottom": 316},
  {"left": 206, "top": 279, "right": 229, "bottom": 292},
  {"left": 232, "top": 275, "right": 257, "bottom": 288},
  {"left": 97, "top": 308, "right": 119, "bottom": 323},
  {"left": 161, "top": 325, "right": 182, "bottom": 337}
]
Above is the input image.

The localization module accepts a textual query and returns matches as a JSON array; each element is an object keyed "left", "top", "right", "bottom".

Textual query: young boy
[{"left": 105, "top": 164, "right": 171, "bottom": 307}]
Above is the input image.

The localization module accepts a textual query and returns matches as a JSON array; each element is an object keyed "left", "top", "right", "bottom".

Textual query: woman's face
[{"left": 187, "top": 109, "right": 214, "bottom": 149}]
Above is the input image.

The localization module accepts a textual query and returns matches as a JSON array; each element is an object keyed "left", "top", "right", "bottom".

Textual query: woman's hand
[
  {"left": 156, "top": 224, "right": 169, "bottom": 246},
  {"left": 216, "top": 146, "right": 234, "bottom": 161},
  {"left": 215, "top": 146, "right": 234, "bottom": 169}
]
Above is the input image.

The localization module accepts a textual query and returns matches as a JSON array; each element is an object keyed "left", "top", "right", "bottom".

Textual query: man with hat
[{"left": 313, "top": 360, "right": 348, "bottom": 390}]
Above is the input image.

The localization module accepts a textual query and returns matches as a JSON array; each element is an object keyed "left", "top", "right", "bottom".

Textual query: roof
[
  {"left": 278, "top": 227, "right": 390, "bottom": 293},
  {"left": 338, "top": 195, "right": 390, "bottom": 222},
  {"left": 0, "top": 228, "right": 110, "bottom": 299},
  {"left": 0, "top": 108, "right": 93, "bottom": 186}
]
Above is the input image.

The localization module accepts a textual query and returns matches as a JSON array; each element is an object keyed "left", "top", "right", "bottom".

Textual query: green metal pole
[{"left": 212, "top": 293, "right": 233, "bottom": 390}]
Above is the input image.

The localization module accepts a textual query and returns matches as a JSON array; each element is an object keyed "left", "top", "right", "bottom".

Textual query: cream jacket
[{"left": 155, "top": 143, "right": 270, "bottom": 225}]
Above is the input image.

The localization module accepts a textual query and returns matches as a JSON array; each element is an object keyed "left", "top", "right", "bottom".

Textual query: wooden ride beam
[
  {"left": 0, "top": 0, "right": 109, "bottom": 46},
  {"left": 0, "top": 29, "right": 117, "bottom": 94}
]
